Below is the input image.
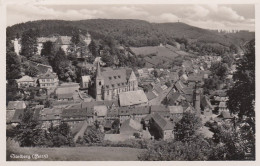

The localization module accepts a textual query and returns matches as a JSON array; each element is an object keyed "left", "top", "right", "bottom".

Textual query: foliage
[
  {"left": 52, "top": 48, "right": 77, "bottom": 82},
  {"left": 83, "top": 126, "right": 104, "bottom": 144},
  {"left": 21, "top": 29, "right": 38, "bottom": 58},
  {"left": 7, "top": 19, "right": 254, "bottom": 55},
  {"left": 227, "top": 39, "right": 255, "bottom": 119},
  {"left": 138, "top": 136, "right": 212, "bottom": 161},
  {"left": 203, "top": 75, "right": 223, "bottom": 94},
  {"left": 210, "top": 62, "right": 228, "bottom": 80},
  {"left": 175, "top": 112, "right": 202, "bottom": 141},
  {"left": 6, "top": 80, "right": 22, "bottom": 104},
  {"left": 6, "top": 42, "right": 22, "bottom": 80}
]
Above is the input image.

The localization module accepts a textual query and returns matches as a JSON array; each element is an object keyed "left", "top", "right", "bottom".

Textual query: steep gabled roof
[
  {"left": 38, "top": 70, "right": 58, "bottom": 79},
  {"left": 151, "top": 113, "right": 173, "bottom": 130},
  {"left": 16, "top": 75, "right": 35, "bottom": 82}
]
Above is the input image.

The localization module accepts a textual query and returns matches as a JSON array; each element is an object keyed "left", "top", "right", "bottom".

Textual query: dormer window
[
  {"left": 114, "top": 76, "right": 117, "bottom": 79},
  {"left": 118, "top": 75, "right": 121, "bottom": 78}
]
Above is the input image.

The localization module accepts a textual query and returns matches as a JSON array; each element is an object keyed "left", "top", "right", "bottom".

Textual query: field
[
  {"left": 7, "top": 141, "right": 145, "bottom": 161},
  {"left": 130, "top": 44, "right": 191, "bottom": 68}
]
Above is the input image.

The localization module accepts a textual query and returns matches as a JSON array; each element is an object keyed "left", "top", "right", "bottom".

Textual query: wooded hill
[{"left": 7, "top": 19, "right": 254, "bottom": 50}]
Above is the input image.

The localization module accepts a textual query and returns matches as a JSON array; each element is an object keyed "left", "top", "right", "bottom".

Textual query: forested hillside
[{"left": 7, "top": 19, "right": 254, "bottom": 49}]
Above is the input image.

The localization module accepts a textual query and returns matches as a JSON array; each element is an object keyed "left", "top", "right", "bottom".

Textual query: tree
[
  {"left": 210, "top": 62, "right": 228, "bottom": 80},
  {"left": 88, "top": 40, "right": 98, "bottom": 57},
  {"left": 227, "top": 40, "right": 255, "bottom": 119},
  {"left": 175, "top": 112, "right": 202, "bottom": 141},
  {"left": 21, "top": 29, "right": 38, "bottom": 58},
  {"left": 6, "top": 50, "right": 22, "bottom": 80},
  {"left": 138, "top": 136, "right": 212, "bottom": 161}
]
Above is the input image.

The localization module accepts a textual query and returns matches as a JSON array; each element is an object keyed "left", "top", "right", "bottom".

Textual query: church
[{"left": 95, "top": 62, "right": 138, "bottom": 101}]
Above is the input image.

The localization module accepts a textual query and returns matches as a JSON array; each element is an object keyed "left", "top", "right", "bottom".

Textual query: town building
[
  {"left": 12, "top": 38, "right": 21, "bottom": 55},
  {"left": 16, "top": 75, "right": 37, "bottom": 88},
  {"left": 38, "top": 70, "right": 59, "bottom": 90},
  {"left": 95, "top": 62, "right": 138, "bottom": 101},
  {"left": 120, "top": 118, "right": 143, "bottom": 136},
  {"left": 7, "top": 101, "right": 27, "bottom": 111},
  {"left": 119, "top": 90, "right": 148, "bottom": 107},
  {"left": 55, "top": 83, "right": 80, "bottom": 101},
  {"left": 149, "top": 113, "right": 174, "bottom": 140},
  {"left": 81, "top": 75, "right": 91, "bottom": 89}
]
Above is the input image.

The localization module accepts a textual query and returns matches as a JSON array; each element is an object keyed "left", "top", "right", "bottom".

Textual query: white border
[{"left": 0, "top": 0, "right": 259, "bottom": 166}]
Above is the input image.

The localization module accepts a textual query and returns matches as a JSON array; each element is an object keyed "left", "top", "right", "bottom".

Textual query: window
[
  {"left": 112, "top": 84, "right": 114, "bottom": 87},
  {"left": 107, "top": 90, "right": 109, "bottom": 95},
  {"left": 118, "top": 75, "right": 121, "bottom": 78},
  {"left": 42, "top": 79, "right": 45, "bottom": 82},
  {"left": 114, "top": 76, "right": 117, "bottom": 79},
  {"left": 99, "top": 81, "right": 101, "bottom": 85},
  {"left": 109, "top": 77, "right": 112, "bottom": 80},
  {"left": 118, "top": 83, "right": 120, "bottom": 86}
]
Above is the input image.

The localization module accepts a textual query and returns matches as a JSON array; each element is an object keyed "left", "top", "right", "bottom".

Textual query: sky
[{"left": 6, "top": 4, "right": 255, "bottom": 31}]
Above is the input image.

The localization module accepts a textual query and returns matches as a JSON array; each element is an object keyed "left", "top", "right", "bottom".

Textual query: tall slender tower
[
  {"left": 193, "top": 82, "right": 201, "bottom": 116},
  {"left": 95, "top": 62, "right": 104, "bottom": 101}
]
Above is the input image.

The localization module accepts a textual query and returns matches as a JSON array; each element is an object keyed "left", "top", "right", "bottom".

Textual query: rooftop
[{"left": 119, "top": 90, "right": 148, "bottom": 107}]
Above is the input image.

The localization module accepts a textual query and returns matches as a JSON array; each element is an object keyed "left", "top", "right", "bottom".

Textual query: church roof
[
  {"left": 98, "top": 67, "right": 135, "bottom": 90},
  {"left": 119, "top": 90, "right": 148, "bottom": 107}
]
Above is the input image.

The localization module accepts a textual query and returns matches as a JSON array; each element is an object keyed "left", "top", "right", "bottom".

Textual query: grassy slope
[
  {"left": 130, "top": 44, "right": 190, "bottom": 68},
  {"left": 7, "top": 145, "right": 145, "bottom": 161}
]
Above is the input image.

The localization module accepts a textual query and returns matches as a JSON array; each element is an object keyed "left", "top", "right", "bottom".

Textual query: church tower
[{"left": 95, "top": 62, "right": 104, "bottom": 101}]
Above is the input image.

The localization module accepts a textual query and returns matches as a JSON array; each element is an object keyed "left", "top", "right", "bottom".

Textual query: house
[
  {"left": 168, "top": 105, "right": 183, "bottom": 123},
  {"left": 37, "top": 36, "right": 57, "bottom": 54},
  {"left": 180, "top": 74, "right": 188, "bottom": 82},
  {"left": 38, "top": 70, "right": 59, "bottom": 90},
  {"left": 149, "top": 113, "right": 174, "bottom": 140},
  {"left": 219, "top": 101, "right": 229, "bottom": 112},
  {"left": 16, "top": 75, "right": 37, "bottom": 88},
  {"left": 55, "top": 83, "right": 80, "bottom": 100},
  {"left": 137, "top": 68, "right": 150, "bottom": 78},
  {"left": 38, "top": 108, "right": 63, "bottom": 129},
  {"left": 118, "top": 106, "right": 150, "bottom": 123},
  {"left": 119, "top": 90, "right": 148, "bottom": 107},
  {"left": 93, "top": 105, "right": 108, "bottom": 122},
  {"left": 61, "top": 107, "right": 94, "bottom": 126},
  {"left": 7, "top": 101, "right": 27, "bottom": 111},
  {"left": 150, "top": 105, "right": 170, "bottom": 120},
  {"left": 81, "top": 75, "right": 91, "bottom": 89},
  {"left": 214, "top": 110, "right": 234, "bottom": 123},
  {"left": 56, "top": 36, "right": 72, "bottom": 54},
  {"left": 165, "top": 92, "right": 186, "bottom": 106},
  {"left": 120, "top": 118, "right": 142, "bottom": 136},
  {"left": 6, "top": 110, "right": 16, "bottom": 124},
  {"left": 95, "top": 62, "right": 138, "bottom": 101},
  {"left": 10, "top": 109, "right": 25, "bottom": 126}
]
